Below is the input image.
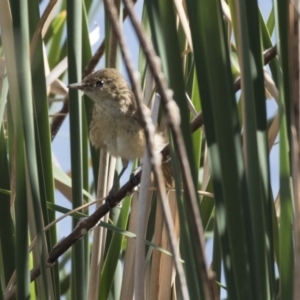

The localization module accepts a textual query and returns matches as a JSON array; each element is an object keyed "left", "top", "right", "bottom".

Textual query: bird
[{"left": 68, "top": 68, "right": 172, "bottom": 186}]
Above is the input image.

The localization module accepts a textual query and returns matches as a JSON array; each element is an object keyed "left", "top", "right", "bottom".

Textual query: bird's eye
[{"left": 96, "top": 80, "right": 104, "bottom": 87}]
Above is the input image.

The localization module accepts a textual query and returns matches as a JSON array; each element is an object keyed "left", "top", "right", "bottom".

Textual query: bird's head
[{"left": 68, "top": 68, "right": 131, "bottom": 105}]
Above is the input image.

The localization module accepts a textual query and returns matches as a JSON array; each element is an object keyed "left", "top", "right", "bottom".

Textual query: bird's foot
[
  {"left": 105, "top": 195, "right": 112, "bottom": 210},
  {"left": 130, "top": 165, "right": 142, "bottom": 186},
  {"left": 105, "top": 183, "right": 119, "bottom": 210}
]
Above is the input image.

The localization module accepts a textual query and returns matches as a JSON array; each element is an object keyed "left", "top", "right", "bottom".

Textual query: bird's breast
[{"left": 89, "top": 105, "right": 146, "bottom": 160}]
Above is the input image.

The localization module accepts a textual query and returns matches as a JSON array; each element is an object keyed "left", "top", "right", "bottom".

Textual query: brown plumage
[{"left": 68, "top": 68, "right": 172, "bottom": 186}]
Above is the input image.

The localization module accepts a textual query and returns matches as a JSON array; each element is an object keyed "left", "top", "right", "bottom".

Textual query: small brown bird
[{"left": 68, "top": 68, "right": 172, "bottom": 185}]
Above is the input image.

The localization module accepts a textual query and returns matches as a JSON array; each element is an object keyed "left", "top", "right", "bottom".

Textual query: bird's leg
[
  {"left": 106, "top": 159, "right": 129, "bottom": 209},
  {"left": 117, "top": 163, "right": 129, "bottom": 182},
  {"left": 117, "top": 159, "right": 129, "bottom": 182}
]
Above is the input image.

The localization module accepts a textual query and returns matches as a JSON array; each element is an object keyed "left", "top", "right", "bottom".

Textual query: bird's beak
[{"left": 67, "top": 83, "right": 85, "bottom": 90}]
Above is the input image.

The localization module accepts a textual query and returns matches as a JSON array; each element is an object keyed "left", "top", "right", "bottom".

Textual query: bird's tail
[
  {"left": 161, "top": 159, "right": 173, "bottom": 188},
  {"left": 153, "top": 131, "right": 173, "bottom": 187}
]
